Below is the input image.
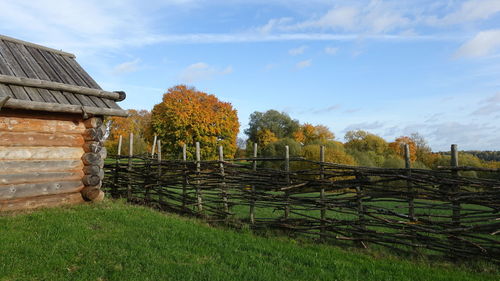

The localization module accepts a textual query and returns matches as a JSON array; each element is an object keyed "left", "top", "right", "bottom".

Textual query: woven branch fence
[{"left": 102, "top": 139, "right": 500, "bottom": 262}]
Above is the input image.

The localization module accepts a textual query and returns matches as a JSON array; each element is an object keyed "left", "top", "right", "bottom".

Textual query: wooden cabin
[{"left": 0, "top": 34, "right": 128, "bottom": 211}]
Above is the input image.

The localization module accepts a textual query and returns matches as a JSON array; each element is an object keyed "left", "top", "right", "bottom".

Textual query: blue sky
[{"left": 1, "top": 0, "right": 499, "bottom": 151}]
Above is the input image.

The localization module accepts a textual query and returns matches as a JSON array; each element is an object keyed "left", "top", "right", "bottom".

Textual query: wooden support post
[
  {"left": 127, "top": 133, "right": 133, "bottom": 200},
  {"left": 219, "top": 145, "right": 229, "bottom": 217},
  {"left": 151, "top": 134, "right": 157, "bottom": 158},
  {"left": 113, "top": 135, "right": 122, "bottom": 197},
  {"left": 157, "top": 140, "right": 162, "bottom": 204},
  {"left": 405, "top": 144, "right": 415, "bottom": 221},
  {"left": 320, "top": 145, "right": 326, "bottom": 240},
  {"left": 284, "top": 145, "right": 290, "bottom": 220},
  {"left": 250, "top": 143, "right": 257, "bottom": 225},
  {"left": 451, "top": 144, "right": 461, "bottom": 227},
  {"left": 182, "top": 144, "right": 188, "bottom": 210},
  {"left": 195, "top": 142, "right": 203, "bottom": 213},
  {"left": 355, "top": 173, "right": 366, "bottom": 248}
]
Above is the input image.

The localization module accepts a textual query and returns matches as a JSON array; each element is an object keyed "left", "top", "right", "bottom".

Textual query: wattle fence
[{"left": 102, "top": 142, "right": 500, "bottom": 262}]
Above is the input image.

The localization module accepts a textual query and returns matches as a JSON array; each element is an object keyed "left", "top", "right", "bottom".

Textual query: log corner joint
[{"left": 0, "top": 96, "right": 11, "bottom": 111}]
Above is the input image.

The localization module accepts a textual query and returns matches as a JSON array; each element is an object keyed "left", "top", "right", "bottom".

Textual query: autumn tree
[
  {"left": 389, "top": 136, "right": 417, "bottom": 162},
  {"left": 293, "top": 123, "right": 335, "bottom": 145},
  {"left": 344, "top": 130, "right": 389, "bottom": 154},
  {"left": 245, "top": 110, "right": 300, "bottom": 144},
  {"left": 105, "top": 109, "right": 152, "bottom": 155},
  {"left": 151, "top": 85, "right": 239, "bottom": 160}
]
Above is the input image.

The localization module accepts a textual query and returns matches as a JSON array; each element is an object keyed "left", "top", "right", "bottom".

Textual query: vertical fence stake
[
  {"left": 250, "top": 143, "right": 257, "bottom": 225},
  {"left": 151, "top": 134, "right": 157, "bottom": 158},
  {"left": 320, "top": 145, "right": 326, "bottom": 240},
  {"left": 284, "top": 145, "right": 290, "bottom": 220},
  {"left": 182, "top": 144, "right": 188, "bottom": 210},
  {"left": 127, "top": 133, "right": 133, "bottom": 200},
  {"left": 450, "top": 144, "right": 461, "bottom": 257},
  {"left": 157, "top": 140, "right": 162, "bottom": 204},
  {"left": 195, "top": 142, "right": 203, "bottom": 213},
  {"left": 113, "top": 135, "right": 122, "bottom": 197},
  {"left": 219, "top": 146, "right": 229, "bottom": 217},
  {"left": 355, "top": 172, "right": 366, "bottom": 248},
  {"left": 405, "top": 144, "right": 415, "bottom": 222}
]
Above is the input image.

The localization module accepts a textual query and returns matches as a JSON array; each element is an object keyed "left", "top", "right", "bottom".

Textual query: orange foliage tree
[
  {"left": 105, "top": 109, "right": 152, "bottom": 155},
  {"left": 151, "top": 85, "right": 239, "bottom": 160},
  {"left": 389, "top": 136, "right": 417, "bottom": 162},
  {"left": 293, "top": 123, "right": 335, "bottom": 144}
]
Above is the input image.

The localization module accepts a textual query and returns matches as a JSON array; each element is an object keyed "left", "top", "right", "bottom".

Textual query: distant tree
[
  {"left": 302, "top": 141, "right": 355, "bottom": 165},
  {"left": 388, "top": 136, "right": 417, "bottom": 162},
  {"left": 344, "top": 130, "right": 389, "bottom": 154},
  {"left": 151, "top": 85, "right": 239, "bottom": 160},
  {"left": 294, "top": 123, "right": 335, "bottom": 145},
  {"left": 105, "top": 109, "right": 152, "bottom": 155},
  {"left": 245, "top": 110, "right": 300, "bottom": 144}
]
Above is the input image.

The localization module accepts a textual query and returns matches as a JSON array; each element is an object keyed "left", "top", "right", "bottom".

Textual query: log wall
[{"left": 0, "top": 110, "right": 93, "bottom": 211}]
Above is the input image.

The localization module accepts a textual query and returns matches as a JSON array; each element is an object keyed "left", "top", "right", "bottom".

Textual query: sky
[{"left": 0, "top": 0, "right": 499, "bottom": 151}]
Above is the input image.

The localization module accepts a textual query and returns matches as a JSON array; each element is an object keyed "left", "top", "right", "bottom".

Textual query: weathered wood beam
[
  {"left": 0, "top": 131, "right": 84, "bottom": 147},
  {"left": 0, "top": 115, "right": 85, "bottom": 134},
  {"left": 0, "top": 192, "right": 84, "bottom": 212},
  {"left": 0, "top": 180, "right": 83, "bottom": 200},
  {"left": 0, "top": 171, "right": 83, "bottom": 185},
  {"left": 0, "top": 74, "right": 125, "bottom": 101},
  {"left": 2, "top": 99, "right": 128, "bottom": 117},
  {"left": 0, "top": 34, "right": 76, "bottom": 58},
  {"left": 0, "top": 146, "right": 84, "bottom": 160},
  {"left": 81, "top": 186, "right": 104, "bottom": 202},
  {"left": 0, "top": 160, "right": 83, "bottom": 174}
]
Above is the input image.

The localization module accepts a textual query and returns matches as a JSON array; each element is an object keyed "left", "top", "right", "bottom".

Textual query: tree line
[{"left": 104, "top": 84, "right": 500, "bottom": 175}]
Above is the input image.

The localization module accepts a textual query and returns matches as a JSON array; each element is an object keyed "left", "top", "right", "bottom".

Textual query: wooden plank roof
[{"left": 0, "top": 35, "right": 127, "bottom": 117}]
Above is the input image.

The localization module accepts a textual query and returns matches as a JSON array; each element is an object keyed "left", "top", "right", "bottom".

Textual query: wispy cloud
[
  {"left": 455, "top": 29, "right": 500, "bottom": 58},
  {"left": 180, "top": 62, "right": 233, "bottom": 83},
  {"left": 471, "top": 92, "right": 500, "bottom": 115},
  {"left": 324, "top": 46, "right": 339, "bottom": 55},
  {"left": 288, "top": 45, "right": 307, "bottom": 55},
  {"left": 112, "top": 58, "right": 141, "bottom": 75},
  {"left": 296, "top": 59, "right": 312, "bottom": 69}
]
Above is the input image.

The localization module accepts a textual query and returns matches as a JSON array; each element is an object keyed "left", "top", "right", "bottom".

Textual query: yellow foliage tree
[
  {"left": 151, "top": 85, "right": 239, "bottom": 160},
  {"left": 389, "top": 136, "right": 417, "bottom": 162},
  {"left": 256, "top": 129, "right": 278, "bottom": 147},
  {"left": 293, "top": 123, "right": 335, "bottom": 144},
  {"left": 105, "top": 109, "right": 152, "bottom": 155}
]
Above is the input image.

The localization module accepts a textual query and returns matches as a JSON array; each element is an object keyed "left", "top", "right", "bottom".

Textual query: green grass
[{"left": 0, "top": 200, "right": 497, "bottom": 281}]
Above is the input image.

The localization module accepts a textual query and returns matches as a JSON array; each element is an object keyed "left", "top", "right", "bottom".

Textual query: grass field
[{"left": 0, "top": 200, "right": 497, "bottom": 281}]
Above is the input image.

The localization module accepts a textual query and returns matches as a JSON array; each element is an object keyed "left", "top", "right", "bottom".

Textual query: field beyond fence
[{"left": 102, "top": 143, "right": 500, "bottom": 263}]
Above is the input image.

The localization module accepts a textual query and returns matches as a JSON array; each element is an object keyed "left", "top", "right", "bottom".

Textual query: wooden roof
[{"left": 0, "top": 35, "right": 127, "bottom": 117}]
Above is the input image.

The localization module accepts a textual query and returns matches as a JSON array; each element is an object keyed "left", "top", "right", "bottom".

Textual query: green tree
[
  {"left": 151, "top": 85, "right": 239, "bottom": 160},
  {"left": 245, "top": 110, "right": 300, "bottom": 144}
]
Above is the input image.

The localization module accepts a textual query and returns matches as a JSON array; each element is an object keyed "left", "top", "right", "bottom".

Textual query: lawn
[{"left": 0, "top": 200, "right": 497, "bottom": 281}]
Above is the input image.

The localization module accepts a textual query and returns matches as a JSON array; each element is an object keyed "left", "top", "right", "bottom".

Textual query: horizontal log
[
  {"left": 0, "top": 192, "right": 85, "bottom": 212},
  {"left": 0, "top": 131, "right": 84, "bottom": 147},
  {"left": 83, "top": 117, "right": 103, "bottom": 129},
  {"left": 81, "top": 152, "right": 101, "bottom": 165},
  {"left": 0, "top": 160, "right": 82, "bottom": 174},
  {"left": 0, "top": 34, "right": 76, "bottom": 58},
  {"left": 0, "top": 171, "right": 83, "bottom": 185},
  {"left": 83, "top": 141, "right": 102, "bottom": 153},
  {"left": 83, "top": 128, "right": 104, "bottom": 141},
  {"left": 0, "top": 180, "right": 83, "bottom": 200},
  {"left": 0, "top": 116, "right": 85, "bottom": 134},
  {"left": 83, "top": 165, "right": 100, "bottom": 175},
  {"left": 82, "top": 175, "right": 100, "bottom": 186},
  {"left": 0, "top": 147, "right": 83, "bottom": 160},
  {"left": 81, "top": 186, "right": 104, "bottom": 202},
  {"left": 0, "top": 74, "right": 122, "bottom": 101},
  {"left": 3, "top": 99, "right": 128, "bottom": 117}
]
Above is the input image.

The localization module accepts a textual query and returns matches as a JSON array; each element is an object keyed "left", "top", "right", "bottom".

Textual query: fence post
[
  {"left": 151, "top": 134, "right": 157, "bottom": 158},
  {"left": 405, "top": 144, "right": 415, "bottom": 221},
  {"left": 355, "top": 173, "right": 366, "bottom": 248},
  {"left": 451, "top": 144, "right": 460, "bottom": 227},
  {"left": 157, "top": 140, "right": 162, "bottom": 204},
  {"left": 284, "top": 145, "right": 290, "bottom": 220},
  {"left": 182, "top": 144, "right": 188, "bottom": 210},
  {"left": 320, "top": 145, "right": 326, "bottom": 240},
  {"left": 127, "top": 133, "right": 133, "bottom": 200},
  {"left": 250, "top": 143, "right": 257, "bottom": 225},
  {"left": 113, "top": 135, "right": 122, "bottom": 197},
  {"left": 195, "top": 142, "right": 203, "bottom": 213},
  {"left": 219, "top": 146, "right": 229, "bottom": 217}
]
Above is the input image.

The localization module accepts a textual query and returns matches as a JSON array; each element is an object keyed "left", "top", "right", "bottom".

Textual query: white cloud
[
  {"left": 455, "top": 29, "right": 500, "bottom": 57},
  {"left": 180, "top": 62, "right": 233, "bottom": 83},
  {"left": 296, "top": 59, "right": 312, "bottom": 69},
  {"left": 324, "top": 46, "right": 339, "bottom": 55},
  {"left": 288, "top": 45, "right": 307, "bottom": 55},
  {"left": 112, "top": 59, "right": 141, "bottom": 75},
  {"left": 438, "top": 0, "right": 500, "bottom": 24},
  {"left": 299, "top": 6, "right": 359, "bottom": 31},
  {"left": 472, "top": 92, "right": 500, "bottom": 115}
]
